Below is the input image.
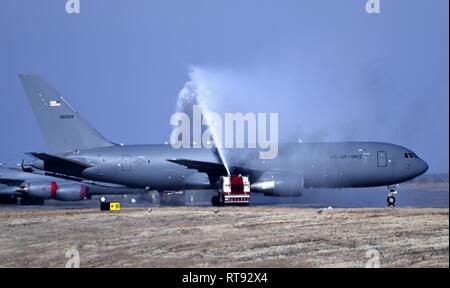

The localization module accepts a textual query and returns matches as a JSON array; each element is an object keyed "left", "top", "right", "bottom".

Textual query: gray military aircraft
[{"left": 17, "top": 74, "right": 428, "bottom": 206}]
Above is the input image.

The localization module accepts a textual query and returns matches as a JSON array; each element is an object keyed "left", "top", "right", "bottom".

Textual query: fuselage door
[
  {"left": 377, "top": 151, "right": 387, "bottom": 167},
  {"left": 121, "top": 155, "right": 132, "bottom": 171}
]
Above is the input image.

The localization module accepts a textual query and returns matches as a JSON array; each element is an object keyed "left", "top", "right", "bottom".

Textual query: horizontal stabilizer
[{"left": 28, "top": 152, "right": 92, "bottom": 175}]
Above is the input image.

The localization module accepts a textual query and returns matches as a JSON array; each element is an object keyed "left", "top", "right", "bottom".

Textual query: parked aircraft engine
[
  {"left": 17, "top": 181, "right": 88, "bottom": 201},
  {"left": 251, "top": 171, "right": 304, "bottom": 197}
]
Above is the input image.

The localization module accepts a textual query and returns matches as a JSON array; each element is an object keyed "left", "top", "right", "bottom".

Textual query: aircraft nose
[{"left": 418, "top": 159, "right": 429, "bottom": 175}]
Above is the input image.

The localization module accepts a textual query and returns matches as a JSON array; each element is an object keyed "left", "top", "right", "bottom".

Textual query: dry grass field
[{"left": 0, "top": 207, "right": 448, "bottom": 267}]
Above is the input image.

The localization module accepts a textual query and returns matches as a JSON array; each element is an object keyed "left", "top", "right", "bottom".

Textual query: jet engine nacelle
[
  {"left": 251, "top": 171, "right": 304, "bottom": 197},
  {"left": 19, "top": 181, "right": 88, "bottom": 201}
]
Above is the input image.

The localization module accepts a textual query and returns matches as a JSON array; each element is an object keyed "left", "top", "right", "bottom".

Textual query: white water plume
[{"left": 176, "top": 67, "right": 231, "bottom": 175}]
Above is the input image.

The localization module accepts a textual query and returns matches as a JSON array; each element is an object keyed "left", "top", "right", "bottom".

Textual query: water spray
[{"left": 175, "top": 68, "right": 231, "bottom": 176}]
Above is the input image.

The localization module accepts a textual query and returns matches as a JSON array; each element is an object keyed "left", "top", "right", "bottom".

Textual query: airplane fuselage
[{"left": 32, "top": 142, "right": 428, "bottom": 192}]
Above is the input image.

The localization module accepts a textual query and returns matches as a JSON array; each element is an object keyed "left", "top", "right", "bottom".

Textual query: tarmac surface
[{"left": 1, "top": 181, "right": 447, "bottom": 209}]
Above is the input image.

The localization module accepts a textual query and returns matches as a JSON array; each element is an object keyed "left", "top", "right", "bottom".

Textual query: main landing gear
[
  {"left": 19, "top": 195, "right": 44, "bottom": 206},
  {"left": 387, "top": 185, "right": 398, "bottom": 207}
]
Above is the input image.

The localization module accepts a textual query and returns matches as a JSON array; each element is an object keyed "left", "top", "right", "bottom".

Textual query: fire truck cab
[{"left": 211, "top": 175, "right": 251, "bottom": 206}]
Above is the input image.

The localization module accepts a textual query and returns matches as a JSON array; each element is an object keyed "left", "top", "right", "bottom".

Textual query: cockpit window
[{"left": 404, "top": 152, "right": 418, "bottom": 159}]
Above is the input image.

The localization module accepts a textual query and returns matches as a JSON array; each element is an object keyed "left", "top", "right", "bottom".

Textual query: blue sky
[{"left": 0, "top": 0, "right": 448, "bottom": 173}]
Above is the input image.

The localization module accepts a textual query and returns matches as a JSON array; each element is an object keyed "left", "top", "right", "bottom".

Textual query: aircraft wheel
[
  {"left": 0, "top": 196, "right": 18, "bottom": 205},
  {"left": 220, "top": 194, "right": 225, "bottom": 206},
  {"left": 387, "top": 196, "right": 396, "bottom": 207},
  {"left": 212, "top": 195, "right": 225, "bottom": 206},
  {"left": 32, "top": 197, "right": 45, "bottom": 205},
  {"left": 21, "top": 196, "right": 44, "bottom": 206},
  {"left": 19, "top": 196, "right": 31, "bottom": 206},
  {"left": 211, "top": 195, "right": 220, "bottom": 206}
]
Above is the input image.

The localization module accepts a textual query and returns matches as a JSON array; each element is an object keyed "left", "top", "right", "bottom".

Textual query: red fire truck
[{"left": 211, "top": 175, "right": 251, "bottom": 206}]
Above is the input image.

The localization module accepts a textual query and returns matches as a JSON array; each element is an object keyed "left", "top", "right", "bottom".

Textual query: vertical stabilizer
[{"left": 18, "top": 74, "right": 113, "bottom": 153}]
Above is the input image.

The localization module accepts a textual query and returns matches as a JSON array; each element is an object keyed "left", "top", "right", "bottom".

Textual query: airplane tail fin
[{"left": 18, "top": 74, "right": 114, "bottom": 153}]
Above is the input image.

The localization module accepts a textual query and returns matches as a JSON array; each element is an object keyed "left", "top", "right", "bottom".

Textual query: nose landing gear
[{"left": 387, "top": 185, "right": 398, "bottom": 207}]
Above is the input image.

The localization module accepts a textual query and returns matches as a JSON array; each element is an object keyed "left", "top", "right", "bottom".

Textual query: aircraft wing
[
  {"left": 167, "top": 158, "right": 264, "bottom": 183},
  {"left": 167, "top": 158, "right": 228, "bottom": 175}
]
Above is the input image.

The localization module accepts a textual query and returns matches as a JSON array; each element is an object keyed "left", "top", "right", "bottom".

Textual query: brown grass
[{"left": 0, "top": 207, "right": 447, "bottom": 267}]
